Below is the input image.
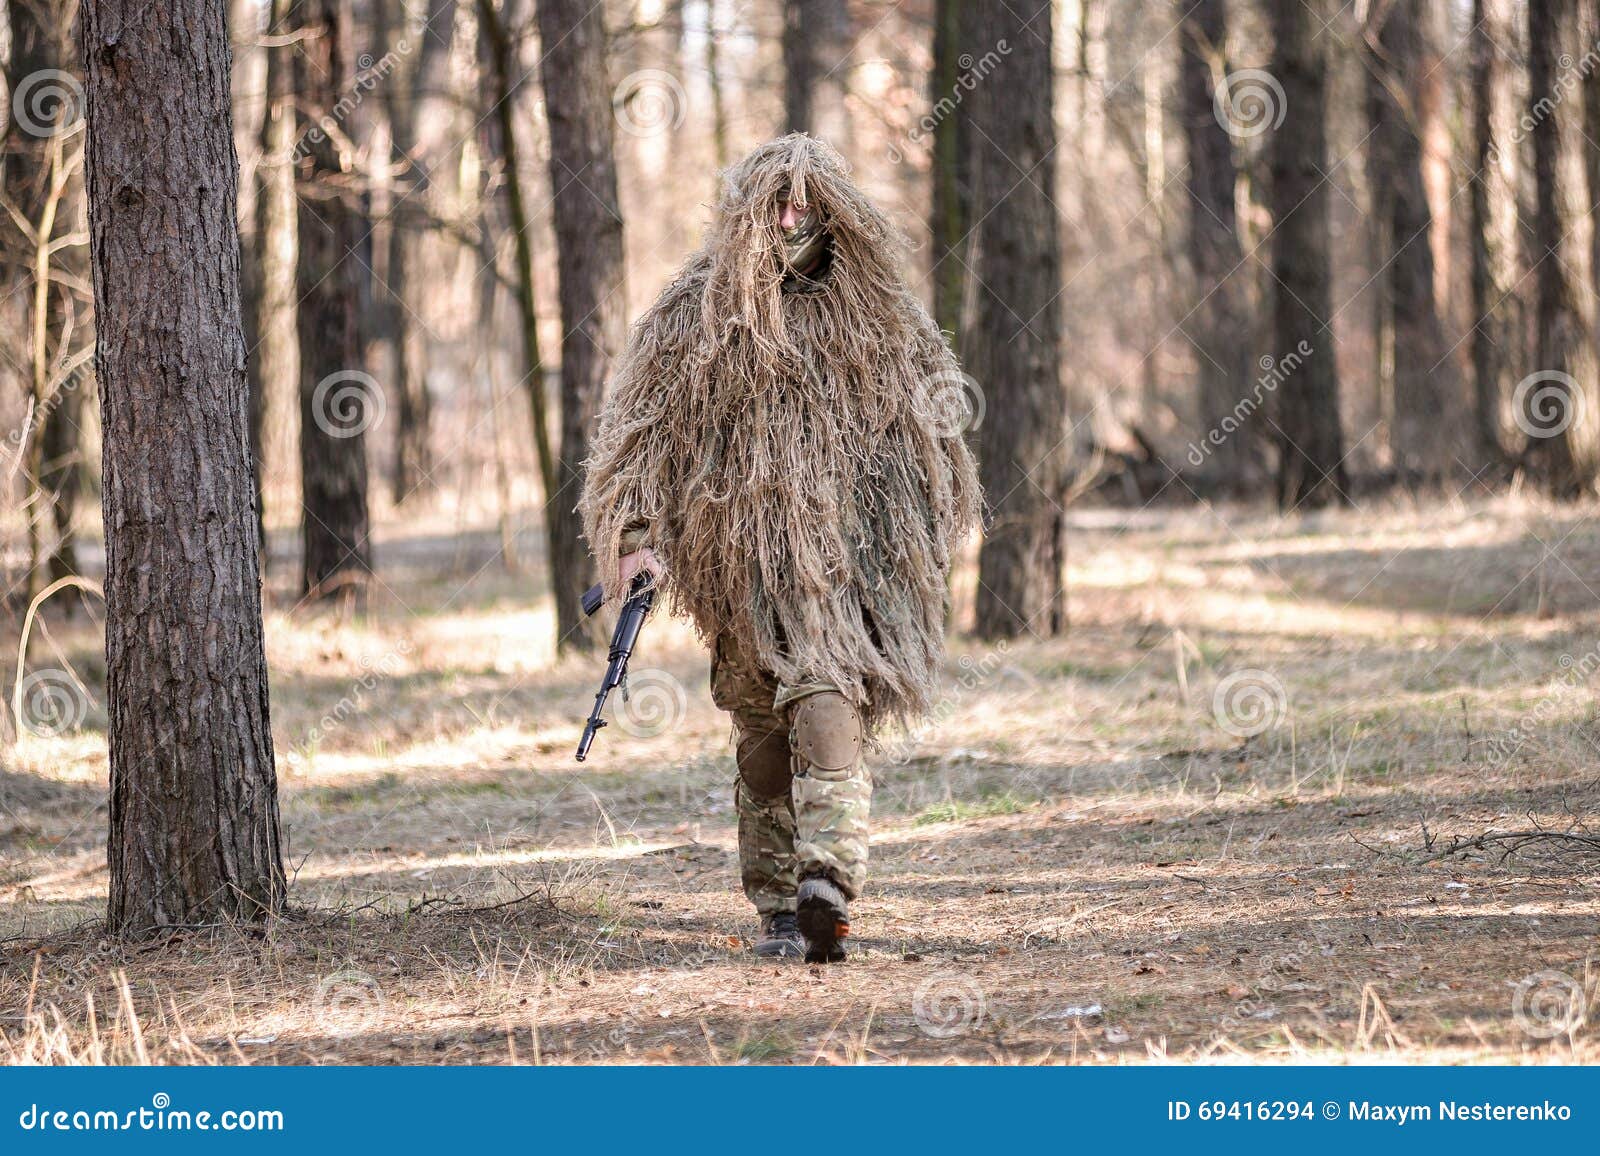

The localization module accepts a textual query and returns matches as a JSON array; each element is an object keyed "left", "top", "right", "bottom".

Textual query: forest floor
[{"left": 2, "top": 492, "right": 1599, "bottom": 1064}]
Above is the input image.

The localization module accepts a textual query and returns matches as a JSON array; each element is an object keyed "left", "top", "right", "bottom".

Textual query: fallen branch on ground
[{"left": 1413, "top": 829, "right": 1600, "bottom": 864}]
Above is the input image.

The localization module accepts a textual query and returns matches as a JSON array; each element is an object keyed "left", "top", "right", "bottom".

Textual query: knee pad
[
  {"left": 736, "top": 729, "right": 793, "bottom": 800},
  {"left": 791, "top": 692, "right": 862, "bottom": 778}
]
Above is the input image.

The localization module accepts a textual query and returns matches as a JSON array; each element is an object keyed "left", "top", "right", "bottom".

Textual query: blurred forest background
[
  {"left": 5, "top": 0, "right": 1600, "bottom": 1064},
  {"left": 2, "top": 0, "right": 1591, "bottom": 642}
]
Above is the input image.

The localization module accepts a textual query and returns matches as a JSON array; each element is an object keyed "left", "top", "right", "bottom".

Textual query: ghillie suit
[{"left": 581, "top": 135, "right": 980, "bottom": 952}]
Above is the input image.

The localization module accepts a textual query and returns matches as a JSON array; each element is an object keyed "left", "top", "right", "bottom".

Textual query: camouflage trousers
[{"left": 710, "top": 634, "right": 871, "bottom": 916}]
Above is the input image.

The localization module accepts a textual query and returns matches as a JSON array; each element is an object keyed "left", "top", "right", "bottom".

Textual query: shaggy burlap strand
[{"left": 581, "top": 135, "right": 980, "bottom": 733}]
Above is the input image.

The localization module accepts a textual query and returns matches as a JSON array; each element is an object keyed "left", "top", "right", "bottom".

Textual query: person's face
[{"left": 779, "top": 196, "right": 807, "bottom": 232}]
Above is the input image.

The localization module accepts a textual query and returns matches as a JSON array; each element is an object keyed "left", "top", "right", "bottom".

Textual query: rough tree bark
[
  {"left": 1528, "top": 0, "right": 1599, "bottom": 496},
  {"left": 81, "top": 0, "right": 284, "bottom": 934},
  {"left": 1268, "top": 0, "right": 1347, "bottom": 509},
  {"left": 535, "top": 0, "right": 626, "bottom": 653},
  {"left": 928, "top": 0, "right": 972, "bottom": 348},
  {"left": 782, "top": 0, "right": 852, "bottom": 149},
  {"left": 1365, "top": 0, "right": 1453, "bottom": 481},
  {"left": 968, "top": 2, "right": 1065, "bottom": 639},
  {"left": 1469, "top": 0, "right": 1510, "bottom": 468},
  {"left": 293, "top": 0, "right": 373, "bottom": 603},
  {"left": 1176, "top": 0, "right": 1256, "bottom": 490}
]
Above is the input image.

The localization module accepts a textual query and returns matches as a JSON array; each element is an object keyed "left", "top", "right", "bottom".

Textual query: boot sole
[
  {"left": 797, "top": 884, "right": 849, "bottom": 964},
  {"left": 754, "top": 939, "right": 804, "bottom": 959}
]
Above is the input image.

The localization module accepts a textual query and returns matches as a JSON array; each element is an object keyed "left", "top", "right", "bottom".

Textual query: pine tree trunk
[
  {"left": 1528, "top": 0, "right": 1599, "bottom": 496},
  {"left": 535, "top": 0, "right": 626, "bottom": 653},
  {"left": 969, "top": 2, "right": 1065, "bottom": 639},
  {"left": 1469, "top": 0, "right": 1509, "bottom": 467},
  {"left": 1269, "top": 0, "right": 1347, "bottom": 509},
  {"left": 928, "top": 0, "right": 971, "bottom": 348},
  {"left": 82, "top": 0, "right": 284, "bottom": 935},
  {"left": 294, "top": 0, "right": 373, "bottom": 604},
  {"left": 782, "top": 0, "right": 852, "bottom": 149},
  {"left": 1366, "top": 1, "right": 1453, "bottom": 482},
  {"left": 1177, "top": 0, "right": 1255, "bottom": 490}
]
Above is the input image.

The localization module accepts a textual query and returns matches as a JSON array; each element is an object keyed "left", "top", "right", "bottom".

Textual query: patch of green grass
[
  {"left": 733, "top": 1033, "right": 793, "bottom": 1062},
  {"left": 912, "top": 792, "right": 1030, "bottom": 826},
  {"left": 1043, "top": 659, "right": 1128, "bottom": 682},
  {"left": 301, "top": 771, "right": 404, "bottom": 809},
  {"left": 1111, "top": 991, "right": 1167, "bottom": 1013}
]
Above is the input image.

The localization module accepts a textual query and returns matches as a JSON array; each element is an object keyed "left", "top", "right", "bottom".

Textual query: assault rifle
[{"left": 574, "top": 572, "right": 656, "bottom": 762}]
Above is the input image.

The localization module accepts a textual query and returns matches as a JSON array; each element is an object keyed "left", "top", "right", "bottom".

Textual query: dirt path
[{"left": 3, "top": 498, "right": 1598, "bottom": 1063}]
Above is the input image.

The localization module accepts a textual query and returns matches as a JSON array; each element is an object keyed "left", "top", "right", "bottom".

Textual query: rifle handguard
[{"left": 574, "top": 572, "right": 656, "bottom": 762}]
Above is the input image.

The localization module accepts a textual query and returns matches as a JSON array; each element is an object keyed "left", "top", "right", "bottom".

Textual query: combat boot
[
  {"left": 796, "top": 875, "right": 849, "bottom": 963},
  {"left": 755, "top": 911, "right": 804, "bottom": 958}
]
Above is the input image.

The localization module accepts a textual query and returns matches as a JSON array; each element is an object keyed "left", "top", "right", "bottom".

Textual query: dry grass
[{"left": 3, "top": 492, "right": 1600, "bottom": 1064}]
